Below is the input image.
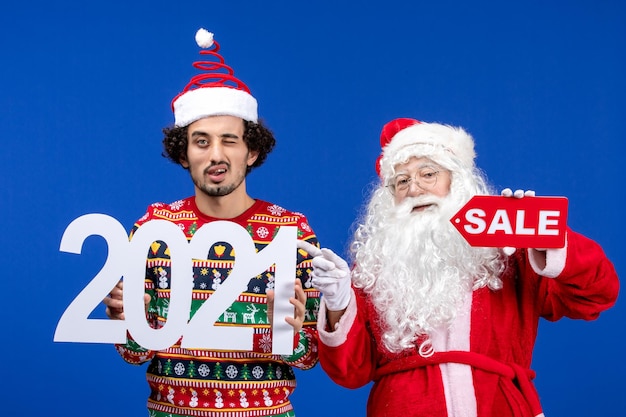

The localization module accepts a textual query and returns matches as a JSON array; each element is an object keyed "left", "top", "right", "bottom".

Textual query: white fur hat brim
[
  {"left": 380, "top": 122, "right": 476, "bottom": 174},
  {"left": 173, "top": 86, "right": 258, "bottom": 127}
]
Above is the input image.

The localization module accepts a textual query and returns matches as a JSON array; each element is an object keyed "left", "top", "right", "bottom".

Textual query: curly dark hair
[{"left": 162, "top": 118, "right": 276, "bottom": 174}]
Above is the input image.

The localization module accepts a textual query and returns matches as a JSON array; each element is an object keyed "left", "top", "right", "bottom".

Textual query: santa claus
[{"left": 306, "top": 118, "right": 619, "bottom": 417}]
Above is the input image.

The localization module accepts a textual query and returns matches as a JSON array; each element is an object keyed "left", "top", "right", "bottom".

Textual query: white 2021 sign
[{"left": 54, "top": 213, "right": 297, "bottom": 355}]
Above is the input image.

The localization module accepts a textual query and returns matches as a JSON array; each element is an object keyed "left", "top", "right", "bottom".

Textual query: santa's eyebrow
[
  {"left": 416, "top": 161, "right": 441, "bottom": 169},
  {"left": 395, "top": 163, "right": 441, "bottom": 176}
]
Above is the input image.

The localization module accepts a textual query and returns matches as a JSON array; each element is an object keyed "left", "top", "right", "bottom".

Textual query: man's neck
[{"left": 194, "top": 186, "right": 255, "bottom": 219}]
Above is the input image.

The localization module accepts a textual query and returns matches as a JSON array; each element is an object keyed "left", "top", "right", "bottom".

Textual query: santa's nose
[{"left": 405, "top": 181, "right": 427, "bottom": 197}]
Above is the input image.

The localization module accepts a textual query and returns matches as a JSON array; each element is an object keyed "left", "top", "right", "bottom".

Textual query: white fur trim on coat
[
  {"left": 317, "top": 289, "right": 357, "bottom": 347},
  {"left": 528, "top": 234, "right": 568, "bottom": 278}
]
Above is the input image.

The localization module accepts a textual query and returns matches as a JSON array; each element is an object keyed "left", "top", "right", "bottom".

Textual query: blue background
[{"left": 2, "top": 1, "right": 624, "bottom": 415}]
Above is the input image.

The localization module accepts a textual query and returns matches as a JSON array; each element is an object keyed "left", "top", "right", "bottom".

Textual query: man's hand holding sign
[{"left": 104, "top": 280, "right": 151, "bottom": 321}]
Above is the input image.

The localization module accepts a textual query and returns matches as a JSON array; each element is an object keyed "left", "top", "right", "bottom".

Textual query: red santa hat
[
  {"left": 171, "top": 29, "right": 258, "bottom": 127},
  {"left": 376, "top": 117, "right": 476, "bottom": 178}
]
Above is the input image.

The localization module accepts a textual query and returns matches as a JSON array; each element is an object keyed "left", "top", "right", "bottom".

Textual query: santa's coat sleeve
[
  {"left": 529, "top": 229, "right": 619, "bottom": 322},
  {"left": 317, "top": 289, "right": 379, "bottom": 388}
]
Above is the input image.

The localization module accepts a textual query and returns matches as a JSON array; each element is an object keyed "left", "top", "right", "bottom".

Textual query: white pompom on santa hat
[
  {"left": 171, "top": 28, "right": 258, "bottom": 127},
  {"left": 376, "top": 117, "right": 477, "bottom": 179}
]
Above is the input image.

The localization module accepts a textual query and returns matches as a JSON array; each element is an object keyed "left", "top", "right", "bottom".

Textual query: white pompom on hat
[
  {"left": 376, "top": 117, "right": 476, "bottom": 178},
  {"left": 171, "top": 28, "right": 258, "bottom": 127}
]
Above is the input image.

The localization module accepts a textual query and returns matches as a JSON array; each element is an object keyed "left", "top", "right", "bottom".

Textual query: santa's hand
[
  {"left": 500, "top": 188, "right": 536, "bottom": 255},
  {"left": 296, "top": 240, "right": 323, "bottom": 258},
  {"left": 501, "top": 188, "right": 535, "bottom": 198},
  {"left": 310, "top": 248, "right": 351, "bottom": 311}
]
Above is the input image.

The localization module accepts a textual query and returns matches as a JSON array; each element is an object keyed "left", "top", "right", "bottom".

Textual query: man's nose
[
  {"left": 207, "top": 142, "right": 225, "bottom": 161},
  {"left": 405, "top": 180, "right": 426, "bottom": 197}
]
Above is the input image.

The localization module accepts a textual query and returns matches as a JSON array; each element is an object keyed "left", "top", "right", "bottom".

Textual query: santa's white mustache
[{"left": 394, "top": 195, "right": 445, "bottom": 217}]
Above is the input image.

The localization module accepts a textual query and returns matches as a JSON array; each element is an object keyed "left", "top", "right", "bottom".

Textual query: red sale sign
[{"left": 450, "top": 196, "right": 568, "bottom": 248}]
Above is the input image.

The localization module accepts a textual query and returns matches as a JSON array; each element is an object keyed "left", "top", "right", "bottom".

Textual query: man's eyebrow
[
  {"left": 189, "top": 131, "right": 241, "bottom": 139},
  {"left": 190, "top": 130, "right": 207, "bottom": 138},
  {"left": 221, "top": 132, "right": 240, "bottom": 139}
]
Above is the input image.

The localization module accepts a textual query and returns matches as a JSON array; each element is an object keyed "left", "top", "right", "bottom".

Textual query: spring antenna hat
[{"left": 172, "top": 28, "right": 258, "bottom": 126}]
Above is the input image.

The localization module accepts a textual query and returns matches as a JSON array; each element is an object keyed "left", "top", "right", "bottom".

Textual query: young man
[
  {"left": 103, "top": 29, "right": 320, "bottom": 417},
  {"left": 307, "top": 118, "right": 619, "bottom": 416}
]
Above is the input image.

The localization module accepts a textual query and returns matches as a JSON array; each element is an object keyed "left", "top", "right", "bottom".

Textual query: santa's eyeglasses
[{"left": 386, "top": 167, "right": 443, "bottom": 194}]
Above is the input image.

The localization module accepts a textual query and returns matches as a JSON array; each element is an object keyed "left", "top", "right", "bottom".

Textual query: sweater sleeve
[{"left": 114, "top": 334, "right": 156, "bottom": 365}]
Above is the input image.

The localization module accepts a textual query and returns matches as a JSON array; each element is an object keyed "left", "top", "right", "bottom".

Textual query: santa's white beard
[{"left": 352, "top": 192, "right": 503, "bottom": 353}]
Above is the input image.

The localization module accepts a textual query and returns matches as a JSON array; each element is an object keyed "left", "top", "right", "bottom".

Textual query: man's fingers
[
  {"left": 104, "top": 280, "right": 151, "bottom": 320},
  {"left": 103, "top": 293, "right": 123, "bottom": 309},
  {"left": 291, "top": 295, "right": 306, "bottom": 321},
  {"left": 105, "top": 307, "right": 125, "bottom": 320},
  {"left": 285, "top": 315, "right": 303, "bottom": 333},
  {"left": 104, "top": 296, "right": 125, "bottom": 320},
  {"left": 269, "top": 281, "right": 307, "bottom": 332},
  {"left": 293, "top": 281, "right": 306, "bottom": 304},
  {"left": 108, "top": 280, "right": 124, "bottom": 300},
  {"left": 287, "top": 290, "right": 305, "bottom": 333}
]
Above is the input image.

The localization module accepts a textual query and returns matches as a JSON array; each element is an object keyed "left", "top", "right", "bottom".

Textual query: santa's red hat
[
  {"left": 376, "top": 117, "right": 476, "bottom": 178},
  {"left": 171, "top": 29, "right": 258, "bottom": 127}
]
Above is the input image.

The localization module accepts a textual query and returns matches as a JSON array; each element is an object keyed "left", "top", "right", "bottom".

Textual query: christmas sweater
[
  {"left": 317, "top": 230, "right": 619, "bottom": 416},
  {"left": 115, "top": 197, "right": 320, "bottom": 417}
]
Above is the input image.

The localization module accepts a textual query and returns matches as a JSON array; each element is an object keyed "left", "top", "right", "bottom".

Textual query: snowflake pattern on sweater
[{"left": 115, "top": 197, "right": 320, "bottom": 417}]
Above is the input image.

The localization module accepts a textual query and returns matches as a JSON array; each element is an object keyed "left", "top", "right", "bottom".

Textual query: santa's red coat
[{"left": 317, "top": 230, "right": 618, "bottom": 417}]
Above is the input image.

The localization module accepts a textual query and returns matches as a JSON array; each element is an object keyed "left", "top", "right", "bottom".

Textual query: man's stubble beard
[
  {"left": 191, "top": 162, "right": 247, "bottom": 198},
  {"left": 196, "top": 181, "right": 239, "bottom": 197}
]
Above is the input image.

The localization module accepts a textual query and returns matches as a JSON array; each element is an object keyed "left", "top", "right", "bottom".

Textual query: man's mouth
[{"left": 205, "top": 165, "right": 228, "bottom": 182}]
